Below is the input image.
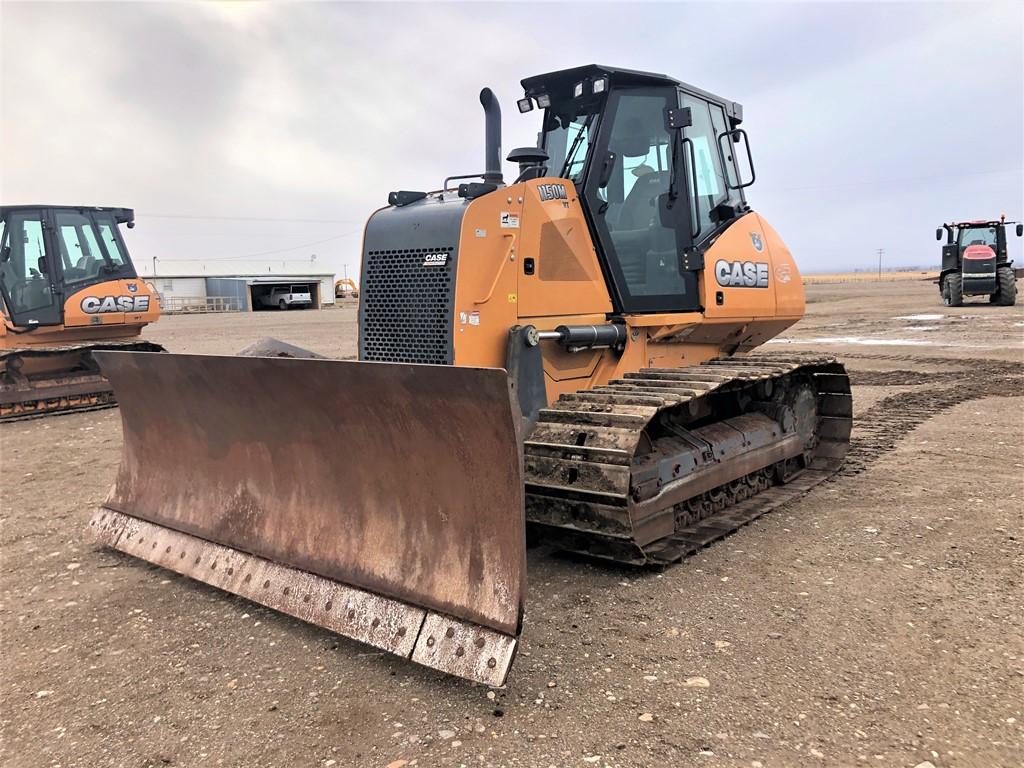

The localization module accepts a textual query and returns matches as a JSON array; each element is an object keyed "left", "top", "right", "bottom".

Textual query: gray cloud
[{"left": 2, "top": 1, "right": 1021, "bottom": 278}]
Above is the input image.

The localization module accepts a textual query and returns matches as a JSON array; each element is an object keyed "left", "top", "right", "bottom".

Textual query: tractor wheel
[
  {"left": 943, "top": 273, "right": 963, "bottom": 307},
  {"left": 994, "top": 266, "right": 1017, "bottom": 306}
]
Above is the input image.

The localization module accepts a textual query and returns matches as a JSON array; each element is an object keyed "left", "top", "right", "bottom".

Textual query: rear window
[{"left": 291, "top": 285, "right": 308, "bottom": 293}]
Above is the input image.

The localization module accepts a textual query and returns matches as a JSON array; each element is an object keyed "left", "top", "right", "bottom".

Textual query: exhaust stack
[{"left": 480, "top": 88, "right": 503, "bottom": 184}]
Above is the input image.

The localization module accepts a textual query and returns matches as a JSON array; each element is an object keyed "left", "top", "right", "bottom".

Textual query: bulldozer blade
[{"left": 88, "top": 351, "right": 526, "bottom": 686}]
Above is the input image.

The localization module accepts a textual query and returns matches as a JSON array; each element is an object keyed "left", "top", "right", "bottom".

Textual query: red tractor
[{"left": 937, "top": 216, "right": 1022, "bottom": 306}]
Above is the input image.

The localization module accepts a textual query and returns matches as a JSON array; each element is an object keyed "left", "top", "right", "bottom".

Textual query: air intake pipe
[{"left": 480, "top": 88, "right": 504, "bottom": 184}]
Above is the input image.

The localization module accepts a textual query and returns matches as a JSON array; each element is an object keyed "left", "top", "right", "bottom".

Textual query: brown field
[
  {"left": 2, "top": 280, "right": 1023, "bottom": 768},
  {"left": 802, "top": 271, "right": 937, "bottom": 284}
]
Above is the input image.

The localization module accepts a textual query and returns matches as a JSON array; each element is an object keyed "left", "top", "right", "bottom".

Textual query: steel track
[
  {"left": 0, "top": 341, "right": 164, "bottom": 422},
  {"left": 523, "top": 353, "right": 853, "bottom": 565}
]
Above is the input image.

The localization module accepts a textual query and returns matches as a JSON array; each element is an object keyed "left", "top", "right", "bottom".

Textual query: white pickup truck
[{"left": 259, "top": 285, "right": 312, "bottom": 310}]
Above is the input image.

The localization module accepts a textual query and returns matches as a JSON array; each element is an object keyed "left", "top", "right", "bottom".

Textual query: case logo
[
  {"left": 538, "top": 183, "right": 567, "bottom": 201},
  {"left": 127, "top": 283, "right": 138, "bottom": 293},
  {"left": 715, "top": 259, "right": 769, "bottom": 288},
  {"left": 422, "top": 253, "right": 448, "bottom": 267},
  {"left": 80, "top": 295, "right": 151, "bottom": 313},
  {"left": 750, "top": 232, "right": 764, "bottom": 252}
]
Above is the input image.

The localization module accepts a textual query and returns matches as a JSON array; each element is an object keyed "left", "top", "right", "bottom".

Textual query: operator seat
[{"left": 608, "top": 122, "right": 668, "bottom": 290}]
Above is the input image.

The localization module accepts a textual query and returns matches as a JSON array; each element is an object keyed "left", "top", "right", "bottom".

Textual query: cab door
[
  {"left": 579, "top": 86, "right": 701, "bottom": 313},
  {"left": 0, "top": 209, "right": 63, "bottom": 327}
]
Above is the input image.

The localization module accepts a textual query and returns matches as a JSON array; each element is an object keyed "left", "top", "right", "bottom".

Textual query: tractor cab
[{"left": 515, "top": 65, "right": 756, "bottom": 313}]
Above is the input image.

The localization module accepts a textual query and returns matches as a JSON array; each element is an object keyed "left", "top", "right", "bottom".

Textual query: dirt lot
[{"left": 2, "top": 282, "right": 1022, "bottom": 768}]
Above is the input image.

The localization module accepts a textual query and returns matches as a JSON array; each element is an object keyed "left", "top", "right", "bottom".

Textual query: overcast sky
[{"left": 2, "top": 1, "right": 1021, "bottom": 279}]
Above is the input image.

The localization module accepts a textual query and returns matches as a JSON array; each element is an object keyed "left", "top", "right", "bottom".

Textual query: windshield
[
  {"left": 55, "top": 210, "right": 135, "bottom": 286},
  {"left": 958, "top": 225, "right": 997, "bottom": 248},
  {"left": 542, "top": 101, "right": 603, "bottom": 184}
]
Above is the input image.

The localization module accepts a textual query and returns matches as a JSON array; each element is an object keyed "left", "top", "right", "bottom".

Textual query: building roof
[{"left": 145, "top": 270, "right": 335, "bottom": 281}]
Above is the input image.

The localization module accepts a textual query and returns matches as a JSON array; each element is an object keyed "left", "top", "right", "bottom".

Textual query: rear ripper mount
[{"left": 89, "top": 351, "right": 848, "bottom": 686}]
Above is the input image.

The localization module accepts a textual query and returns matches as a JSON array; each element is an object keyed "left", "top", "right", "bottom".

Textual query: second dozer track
[{"left": 525, "top": 353, "right": 851, "bottom": 565}]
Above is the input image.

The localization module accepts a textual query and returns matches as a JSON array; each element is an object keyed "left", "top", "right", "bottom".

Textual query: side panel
[
  {"left": 451, "top": 190, "right": 523, "bottom": 369},
  {"left": 63, "top": 278, "right": 160, "bottom": 328},
  {"left": 515, "top": 179, "right": 614, "bottom": 319}
]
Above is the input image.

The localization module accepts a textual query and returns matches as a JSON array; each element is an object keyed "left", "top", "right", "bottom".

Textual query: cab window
[
  {"left": 544, "top": 114, "right": 598, "bottom": 184},
  {"left": 959, "top": 226, "right": 997, "bottom": 247},
  {"left": 95, "top": 214, "right": 130, "bottom": 268},
  {"left": 680, "top": 93, "right": 730, "bottom": 236},
  {"left": 581, "top": 87, "right": 698, "bottom": 311},
  {"left": 56, "top": 211, "right": 107, "bottom": 285},
  {"left": 0, "top": 211, "right": 56, "bottom": 315}
]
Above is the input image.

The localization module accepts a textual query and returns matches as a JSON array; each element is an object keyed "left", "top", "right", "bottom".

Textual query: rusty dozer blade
[{"left": 88, "top": 351, "right": 526, "bottom": 686}]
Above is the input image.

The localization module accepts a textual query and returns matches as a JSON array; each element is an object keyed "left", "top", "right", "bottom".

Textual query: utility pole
[{"left": 876, "top": 248, "right": 884, "bottom": 281}]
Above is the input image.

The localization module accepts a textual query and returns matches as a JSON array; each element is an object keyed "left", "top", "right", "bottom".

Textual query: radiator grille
[
  {"left": 359, "top": 247, "right": 455, "bottom": 364},
  {"left": 962, "top": 256, "right": 995, "bottom": 271}
]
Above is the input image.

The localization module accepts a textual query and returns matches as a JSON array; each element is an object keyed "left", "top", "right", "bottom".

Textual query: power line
[
  {"left": 162, "top": 229, "right": 362, "bottom": 262},
  {"left": 136, "top": 213, "right": 359, "bottom": 225}
]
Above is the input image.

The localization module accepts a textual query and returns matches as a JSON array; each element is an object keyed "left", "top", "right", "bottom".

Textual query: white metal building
[{"left": 144, "top": 271, "right": 337, "bottom": 313}]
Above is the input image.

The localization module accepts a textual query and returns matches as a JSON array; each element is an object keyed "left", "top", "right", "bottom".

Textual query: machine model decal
[
  {"left": 750, "top": 232, "right": 764, "bottom": 252},
  {"left": 774, "top": 263, "right": 792, "bottom": 284},
  {"left": 538, "top": 183, "right": 568, "bottom": 201},
  {"left": 715, "top": 259, "right": 769, "bottom": 288},
  {"left": 422, "top": 253, "right": 448, "bottom": 267},
  {"left": 80, "top": 295, "right": 151, "bottom": 313},
  {"left": 500, "top": 212, "right": 520, "bottom": 228}
]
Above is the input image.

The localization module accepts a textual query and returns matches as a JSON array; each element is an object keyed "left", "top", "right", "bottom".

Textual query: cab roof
[
  {"left": 520, "top": 64, "right": 743, "bottom": 125},
  {"left": 0, "top": 205, "right": 134, "bottom": 224}
]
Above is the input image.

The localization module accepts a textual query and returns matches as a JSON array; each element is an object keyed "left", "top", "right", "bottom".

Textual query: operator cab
[
  {"left": 518, "top": 65, "right": 755, "bottom": 313},
  {"left": 0, "top": 206, "right": 139, "bottom": 327},
  {"left": 957, "top": 223, "right": 998, "bottom": 249}
]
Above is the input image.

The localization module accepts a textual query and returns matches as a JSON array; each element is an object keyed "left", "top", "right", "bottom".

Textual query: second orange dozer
[
  {"left": 89, "top": 66, "right": 851, "bottom": 686},
  {"left": 1, "top": 206, "right": 162, "bottom": 420}
]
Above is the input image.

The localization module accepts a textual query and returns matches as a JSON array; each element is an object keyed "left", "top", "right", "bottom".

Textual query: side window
[
  {"left": 709, "top": 104, "right": 743, "bottom": 199},
  {"left": 0, "top": 212, "right": 55, "bottom": 314},
  {"left": 97, "top": 222, "right": 128, "bottom": 267},
  {"left": 680, "top": 94, "right": 728, "bottom": 237},
  {"left": 547, "top": 118, "right": 594, "bottom": 183},
  {"left": 95, "top": 211, "right": 130, "bottom": 268},
  {"left": 55, "top": 211, "right": 106, "bottom": 284}
]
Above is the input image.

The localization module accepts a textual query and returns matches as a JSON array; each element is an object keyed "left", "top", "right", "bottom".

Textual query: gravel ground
[{"left": 2, "top": 281, "right": 1022, "bottom": 768}]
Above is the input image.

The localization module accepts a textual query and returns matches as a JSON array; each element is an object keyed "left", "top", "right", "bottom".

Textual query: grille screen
[{"left": 359, "top": 247, "right": 455, "bottom": 364}]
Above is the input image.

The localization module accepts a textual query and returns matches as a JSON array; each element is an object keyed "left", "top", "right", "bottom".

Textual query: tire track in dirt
[{"left": 841, "top": 355, "right": 1023, "bottom": 474}]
